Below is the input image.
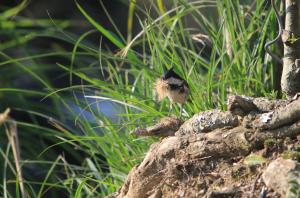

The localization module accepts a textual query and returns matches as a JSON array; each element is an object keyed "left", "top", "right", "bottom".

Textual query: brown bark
[{"left": 281, "top": 0, "right": 300, "bottom": 97}]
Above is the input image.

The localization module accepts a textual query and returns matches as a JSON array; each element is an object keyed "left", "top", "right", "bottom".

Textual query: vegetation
[{"left": 0, "top": 0, "right": 281, "bottom": 197}]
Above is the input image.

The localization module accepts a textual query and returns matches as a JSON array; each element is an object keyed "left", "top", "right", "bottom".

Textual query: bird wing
[{"left": 167, "top": 77, "right": 185, "bottom": 90}]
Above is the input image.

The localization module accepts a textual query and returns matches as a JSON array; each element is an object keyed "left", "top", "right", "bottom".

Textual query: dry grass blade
[
  {"left": 0, "top": 108, "right": 10, "bottom": 125},
  {"left": 3, "top": 108, "right": 27, "bottom": 198}
]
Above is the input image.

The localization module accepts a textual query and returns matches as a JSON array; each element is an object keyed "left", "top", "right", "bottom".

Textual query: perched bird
[{"left": 155, "top": 67, "right": 189, "bottom": 117}]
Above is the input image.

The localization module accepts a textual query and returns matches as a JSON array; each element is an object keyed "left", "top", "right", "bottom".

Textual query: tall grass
[{"left": 0, "top": 0, "right": 280, "bottom": 197}]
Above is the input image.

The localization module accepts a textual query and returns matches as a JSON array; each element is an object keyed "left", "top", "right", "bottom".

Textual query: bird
[{"left": 155, "top": 67, "right": 189, "bottom": 117}]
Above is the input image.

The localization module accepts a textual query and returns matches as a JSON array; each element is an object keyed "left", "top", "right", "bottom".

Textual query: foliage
[{"left": 0, "top": 0, "right": 280, "bottom": 197}]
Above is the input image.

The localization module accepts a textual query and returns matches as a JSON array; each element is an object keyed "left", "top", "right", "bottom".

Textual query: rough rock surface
[
  {"left": 263, "top": 158, "right": 300, "bottom": 196},
  {"left": 175, "top": 109, "right": 239, "bottom": 136}
]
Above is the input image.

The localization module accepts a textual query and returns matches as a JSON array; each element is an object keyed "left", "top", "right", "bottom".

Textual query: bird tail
[{"left": 154, "top": 78, "right": 168, "bottom": 101}]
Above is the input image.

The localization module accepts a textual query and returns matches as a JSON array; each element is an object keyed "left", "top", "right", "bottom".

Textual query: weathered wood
[
  {"left": 253, "top": 95, "right": 300, "bottom": 130},
  {"left": 227, "top": 95, "right": 288, "bottom": 115},
  {"left": 131, "top": 117, "right": 182, "bottom": 137}
]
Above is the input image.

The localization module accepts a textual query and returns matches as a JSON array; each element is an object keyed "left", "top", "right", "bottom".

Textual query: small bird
[{"left": 155, "top": 67, "right": 189, "bottom": 117}]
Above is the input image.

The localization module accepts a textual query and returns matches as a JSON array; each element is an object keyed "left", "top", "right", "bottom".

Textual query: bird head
[{"left": 162, "top": 67, "right": 183, "bottom": 81}]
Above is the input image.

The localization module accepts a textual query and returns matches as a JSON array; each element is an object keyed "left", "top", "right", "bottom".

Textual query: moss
[
  {"left": 244, "top": 153, "right": 266, "bottom": 166},
  {"left": 282, "top": 151, "right": 300, "bottom": 162},
  {"left": 231, "top": 166, "right": 246, "bottom": 180},
  {"left": 264, "top": 138, "right": 279, "bottom": 149}
]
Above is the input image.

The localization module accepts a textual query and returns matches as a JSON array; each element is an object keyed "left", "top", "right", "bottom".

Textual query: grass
[{"left": 0, "top": 0, "right": 281, "bottom": 197}]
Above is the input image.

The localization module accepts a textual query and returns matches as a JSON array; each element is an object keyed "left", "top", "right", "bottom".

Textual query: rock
[
  {"left": 175, "top": 110, "right": 239, "bottom": 136},
  {"left": 262, "top": 158, "right": 300, "bottom": 196},
  {"left": 227, "top": 95, "right": 259, "bottom": 116},
  {"left": 206, "top": 187, "right": 241, "bottom": 198}
]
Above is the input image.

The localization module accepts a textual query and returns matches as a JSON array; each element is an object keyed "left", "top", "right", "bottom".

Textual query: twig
[{"left": 251, "top": 173, "right": 262, "bottom": 196}]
